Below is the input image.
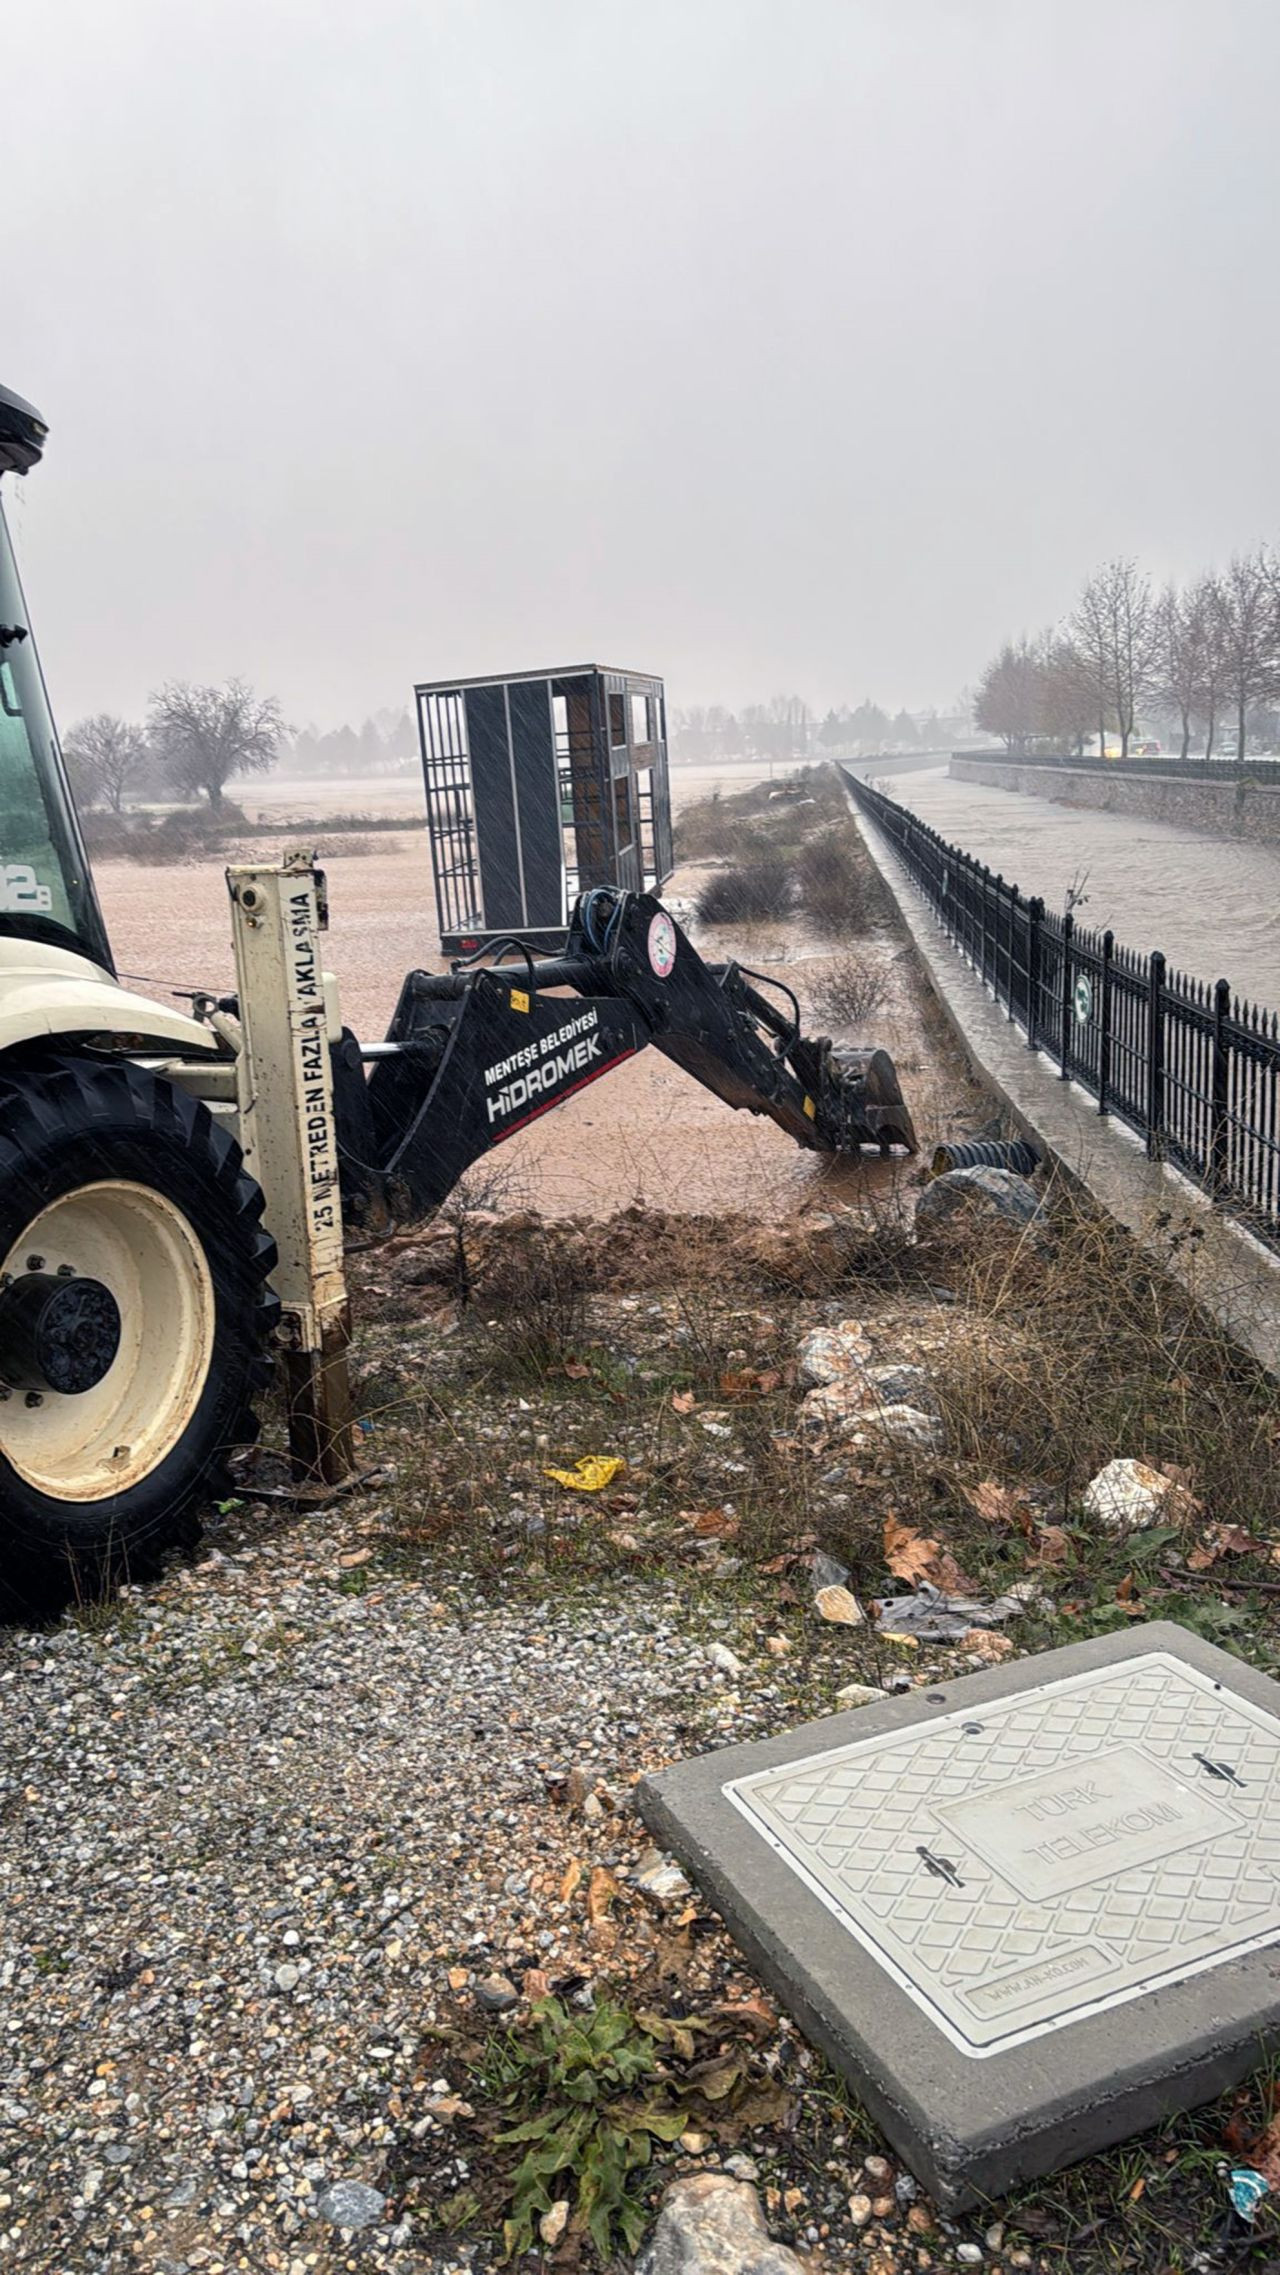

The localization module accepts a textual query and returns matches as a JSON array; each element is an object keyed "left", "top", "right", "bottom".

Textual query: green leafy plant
[{"left": 481, "top": 1997, "right": 688, "bottom": 2261}]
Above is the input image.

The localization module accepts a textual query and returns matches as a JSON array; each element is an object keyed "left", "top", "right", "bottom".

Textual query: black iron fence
[
  {"left": 952, "top": 746, "right": 1280, "bottom": 789},
  {"left": 841, "top": 768, "right": 1280, "bottom": 1252}
]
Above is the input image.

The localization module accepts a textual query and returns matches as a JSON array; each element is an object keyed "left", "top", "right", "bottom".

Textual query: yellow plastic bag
[{"left": 543, "top": 1455, "right": 625, "bottom": 1493}]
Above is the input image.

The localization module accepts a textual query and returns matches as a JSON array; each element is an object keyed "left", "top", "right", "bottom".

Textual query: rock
[
  {"left": 835, "top": 1681, "right": 886, "bottom": 1710},
  {"left": 764, "top": 1634, "right": 791, "bottom": 1657},
  {"left": 475, "top": 1972, "right": 519, "bottom": 2013},
  {"left": 315, "top": 2179, "right": 387, "bottom": 2231},
  {"left": 563, "top": 1765, "right": 592, "bottom": 1811},
  {"left": 1083, "top": 1456, "right": 1184, "bottom": 1532},
  {"left": 864, "top": 1361, "right": 937, "bottom": 1411},
  {"left": 915, "top": 1166, "right": 1043, "bottom": 1235},
  {"left": 540, "top": 2199, "right": 570, "bottom": 2245},
  {"left": 708, "top": 1643, "right": 744, "bottom": 1677},
  {"left": 956, "top": 2246, "right": 983, "bottom": 2265},
  {"left": 859, "top": 1402, "right": 942, "bottom": 1450},
  {"left": 862, "top": 2156, "right": 891, "bottom": 2185},
  {"left": 636, "top": 2174, "right": 805, "bottom": 2275},
  {"left": 894, "top": 2172, "right": 917, "bottom": 2204},
  {"left": 799, "top": 1381, "right": 941, "bottom": 1450},
  {"left": 635, "top": 1852, "right": 692, "bottom": 1902},
  {"left": 814, "top": 1584, "right": 864, "bottom": 1627},
  {"left": 796, "top": 1321, "right": 872, "bottom": 1389},
  {"left": 811, "top": 1549, "right": 851, "bottom": 1592},
  {"left": 723, "top": 2155, "right": 759, "bottom": 2181},
  {"left": 848, "top": 2193, "right": 873, "bottom": 2227},
  {"left": 273, "top": 1963, "right": 300, "bottom": 1992}
]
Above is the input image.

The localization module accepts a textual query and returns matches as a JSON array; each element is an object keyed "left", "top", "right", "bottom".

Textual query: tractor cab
[{"left": 0, "top": 382, "right": 113, "bottom": 971}]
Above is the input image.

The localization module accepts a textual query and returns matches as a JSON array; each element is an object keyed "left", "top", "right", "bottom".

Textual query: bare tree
[
  {"left": 1071, "top": 559, "right": 1156, "bottom": 760},
  {"left": 1211, "top": 549, "right": 1280, "bottom": 761},
  {"left": 1157, "top": 575, "right": 1230, "bottom": 761},
  {"left": 1037, "top": 636, "right": 1094, "bottom": 754},
  {"left": 1193, "top": 575, "right": 1230, "bottom": 757},
  {"left": 148, "top": 679, "right": 286, "bottom": 810},
  {"left": 62, "top": 713, "right": 149, "bottom": 813},
  {"left": 973, "top": 638, "right": 1043, "bottom": 750},
  {"left": 1068, "top": 575, "right": 1114, "bottom": 758}
]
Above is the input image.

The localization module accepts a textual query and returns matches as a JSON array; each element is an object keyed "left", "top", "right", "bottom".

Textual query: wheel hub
[{"left": 0, "top": 1270, "right": 122, "bottom": 1396}]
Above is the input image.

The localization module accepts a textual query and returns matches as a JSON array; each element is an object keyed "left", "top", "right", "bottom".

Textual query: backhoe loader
[{"left": 0, "top": 380, "right": 914, "bottom": 1616}]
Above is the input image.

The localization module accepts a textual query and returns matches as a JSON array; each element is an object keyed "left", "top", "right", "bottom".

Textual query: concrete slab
[{"left": 638, "top": 1624, "right": 1280, "bottom": 2208}]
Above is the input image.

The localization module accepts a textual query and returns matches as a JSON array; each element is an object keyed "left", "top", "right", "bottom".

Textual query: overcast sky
[{"left": 7, "top": 1, "right": 1280, "bottom": 730}]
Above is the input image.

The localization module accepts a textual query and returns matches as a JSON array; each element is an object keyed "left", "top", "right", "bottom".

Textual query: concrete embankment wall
[
  {"left": 950, "top": 756, "right": 1280, "bottom": 844},
  {"left": 844, "top": 790, "right": 1280, "bottom": 1380}
]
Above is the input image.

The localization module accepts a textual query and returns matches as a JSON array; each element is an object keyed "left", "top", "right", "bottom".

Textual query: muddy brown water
[
  {"left": 96, "top": 776, "right": 977, "bottom": 1219},
  {"left": 871, "top": 764, "right": 1280, "bottom": 1011}
]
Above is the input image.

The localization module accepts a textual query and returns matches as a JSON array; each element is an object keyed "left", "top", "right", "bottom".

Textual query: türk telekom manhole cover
[{"left": 640, "top": 1624, "right": 1280, "bottom": 2206}]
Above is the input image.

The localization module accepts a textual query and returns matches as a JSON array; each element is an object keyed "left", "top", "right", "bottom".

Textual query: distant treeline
[
  {"left": 976, "top": 551, "right": 1280, "bottom": 762},
  {"left": 670, "top": 695, "right": 970, "bottom": 764},
  {"left": 279, "top": 709, "right": 418, "bottom": 775}
]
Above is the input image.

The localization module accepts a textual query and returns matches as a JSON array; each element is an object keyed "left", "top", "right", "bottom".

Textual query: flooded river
[{"left": 859, "top": 763, "right": 1280, "bottom": 1011}]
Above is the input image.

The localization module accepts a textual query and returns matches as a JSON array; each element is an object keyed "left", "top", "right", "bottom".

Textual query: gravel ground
[{"left": 1, "top": 1523, "right": 853, "bottom": 2275}]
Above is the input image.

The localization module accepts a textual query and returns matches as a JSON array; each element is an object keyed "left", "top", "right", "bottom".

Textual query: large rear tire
[{"left": 0, "top": 1056, "right": 278, "bottom": 1620}]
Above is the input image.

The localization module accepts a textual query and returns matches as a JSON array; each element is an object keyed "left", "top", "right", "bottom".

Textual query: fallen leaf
[
  {"left": 933, "top": 1549, "right": 977, "bottom": 1595},
  {"left": 1187, "top": 1523, "right": 1264, "bottom": 1571},
  {"left": 587, "top": 1865, "right": 621, "bottom": 1924},
  {"left": 718, "top": 1366, "right": 784, "bottom": 1398},
  {"left": 671, "top": 1390, "right": 697, "bottom": 1415},
  {"left": 543, "top": 1455, "right": 625, "bottom": 1492},
  {"left": 885, "top": 1513, "right": 943, "bottom": 1586},
  {"left": 559, "top": 1858, "right": 583, "bottom": 1904},
  {"left": 523, "top": 1968, "right": 551, "bottom": 2002},
  {"left": 814, "top": 1584, "right": 864, "bottom": 1626},
  {"left": 1251, "top": 2113, "right": 1280, "bottom": 2189},
  {"left": 712, "top": 1996, "right": 778, "bottom": 2037},
  {"left": 1115, "top": 1572, "right": 1146, "bottom": 1617},
  {"left": 1035, "top": 1525, "right": 1071, "bottom": 1565},
  {"left": 338, "top": 1547, "right": 373, "bottom": 1569},
  {"left": 962, "top": 1479, "right": 1035, "bottom": 1536},
  {"left": 730, "top": 2080, "right": 791, "bottom": 2128},
  {"left": 680, "top": 1507, "right": 740, "bottom": 1540},
  {"left": 963, "top": 1629, "right": 1016, "bottom": 1662},
  {"left": 563, "top": 1359, "right": 592, "bottom": 1380},
  {"left": 682, "top": 2052, "right": 746, "bottom": 2102}
]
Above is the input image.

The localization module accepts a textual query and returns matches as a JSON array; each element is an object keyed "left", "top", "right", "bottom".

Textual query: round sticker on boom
[{"left": 647, "top": 911, "right": 677, "bottom": 978}]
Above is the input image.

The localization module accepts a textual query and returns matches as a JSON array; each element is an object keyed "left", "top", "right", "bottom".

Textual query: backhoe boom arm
[{"left": 352, "top": 890, "right": 915, "bottom": 1224}]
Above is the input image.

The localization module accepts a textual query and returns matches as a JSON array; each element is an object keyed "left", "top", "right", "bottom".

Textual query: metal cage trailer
[{"left": 416, "top": 663, "right": 674, "bottom": 954}]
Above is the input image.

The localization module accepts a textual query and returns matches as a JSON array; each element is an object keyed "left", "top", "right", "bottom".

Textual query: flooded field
[
  {"left": 869, "top": 763, "right": 1280, "bottom": 1011},
  {"left": 96, "top": 772, "right": 978, "bottom": 1220}
]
